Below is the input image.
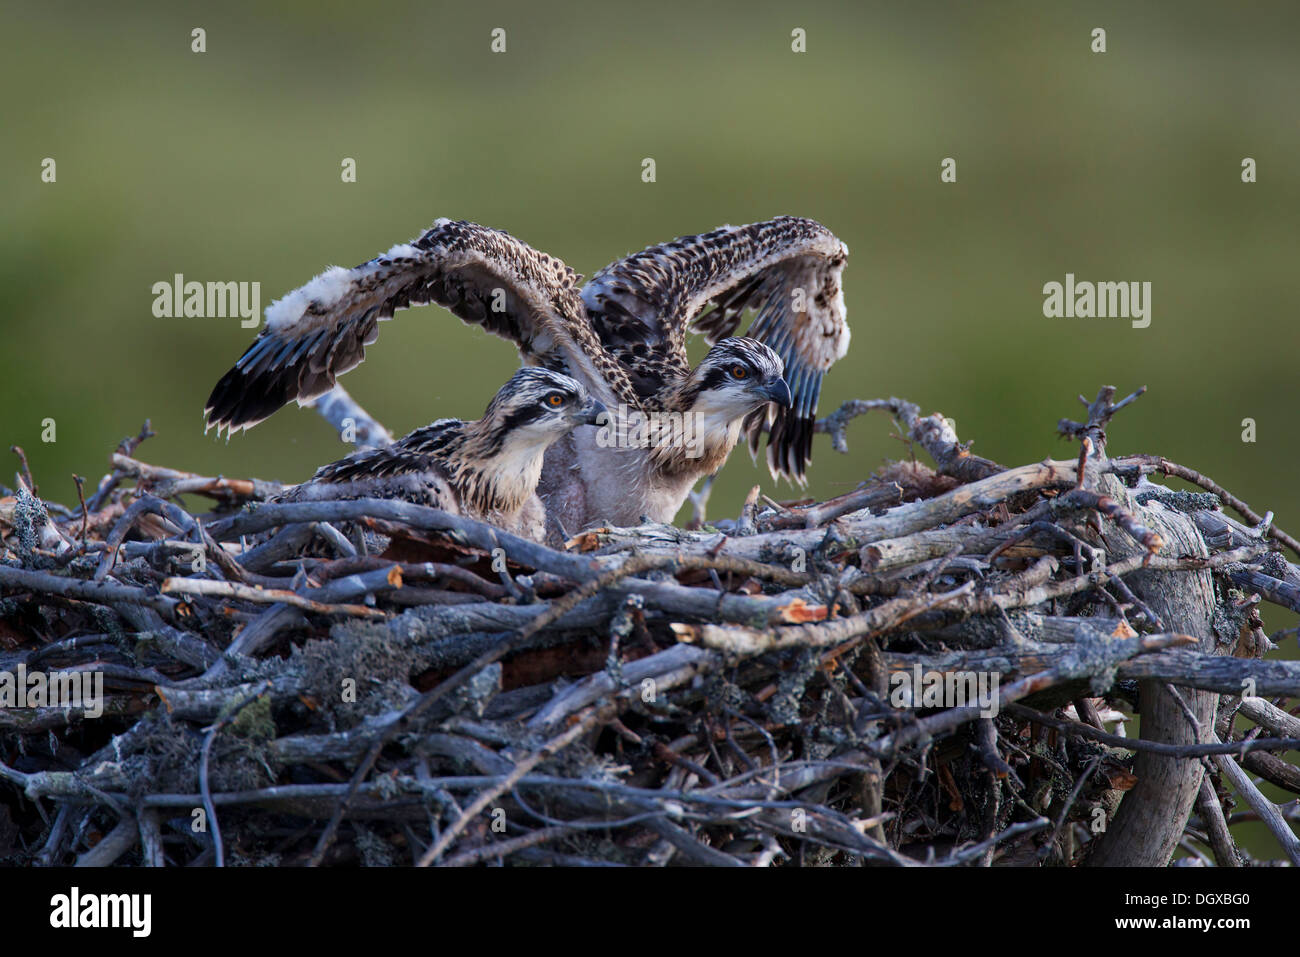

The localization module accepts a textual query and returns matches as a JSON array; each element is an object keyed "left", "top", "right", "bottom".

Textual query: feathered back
[{"left": 582, "top": 216, "right": 849, "bottom": 480}]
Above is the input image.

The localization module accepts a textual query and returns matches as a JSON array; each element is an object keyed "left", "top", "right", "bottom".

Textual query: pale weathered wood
[
  {"left": 1084, "top": 408, "right": 1221, "bottom": 867},
  {"left": 6, "top": 388, "right": 1298, "bottom": 867}
]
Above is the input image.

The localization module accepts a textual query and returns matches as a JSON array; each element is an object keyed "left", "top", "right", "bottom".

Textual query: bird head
[
  {"left": 480, "top": 368, "right": 606, "bottom": 450},
  {"left": 685, "top": 337, "right": 791, "bottom": 423}
]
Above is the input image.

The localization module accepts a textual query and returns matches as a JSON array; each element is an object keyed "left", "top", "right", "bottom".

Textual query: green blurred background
[
  {"left": 4, "top": 1, "right": 1296, "bottom": 526},
  {"left": 2, "top": 1, "right": 1298, "bottom": 856}
]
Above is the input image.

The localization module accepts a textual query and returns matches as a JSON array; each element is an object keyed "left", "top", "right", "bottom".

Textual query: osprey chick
[
  {"left": 205, "top": 216, "right": 849, "bottom": 530},
  {"left": 276, "top": 368, "right": 604, "bottom": 543}
]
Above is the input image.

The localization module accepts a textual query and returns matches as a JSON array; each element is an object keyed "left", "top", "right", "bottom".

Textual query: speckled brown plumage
[
  {"left": 204, "top": 216, "right": 850, "bottom": 528},
  {"left": 204, "top": 220, "right": 640, "bottom": 432},
  {"left": 582, "top": 216, "right": 850, "bottom": 479},
  {"left": 274, "top": 368, "right": 601, "bottom": 542}
]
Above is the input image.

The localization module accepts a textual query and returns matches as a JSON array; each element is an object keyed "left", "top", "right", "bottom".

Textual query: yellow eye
[
  {"left": 546, "top": 393, "right": 564, "bottom": 407},
  {"left": 731, "top": 364, "right": 748, "bottom": 379}
]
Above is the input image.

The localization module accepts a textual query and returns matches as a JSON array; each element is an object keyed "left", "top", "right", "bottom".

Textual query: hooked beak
[
  {"left": 578, "top": 399, "right": 608, "bottom": 426},
  {"left": 757, "top": 377, "right": 793, "bottom": 409}
]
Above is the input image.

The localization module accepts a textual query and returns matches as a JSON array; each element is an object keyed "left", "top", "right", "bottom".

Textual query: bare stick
[
  {"left": 311, "top": 383, "right": 394, "bottom": 448},
  {"left": 419, "top": 705, "right": 607, "bottom": 866},
  {"left": 1209, "top": 731, "right": 1300, "bottom": 865}
]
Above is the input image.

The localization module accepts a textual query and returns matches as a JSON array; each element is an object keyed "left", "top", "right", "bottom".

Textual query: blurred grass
[
  {"left": 4, "top": 1, "right": 1298, "bottom": 525},
  {"left": 2, "top": 0, "right": 1297, "bottom": 857}
]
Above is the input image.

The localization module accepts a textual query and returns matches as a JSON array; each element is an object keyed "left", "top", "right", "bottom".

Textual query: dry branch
[{"left": 2, "top": 385, "right": 1298, "bottom": 868}]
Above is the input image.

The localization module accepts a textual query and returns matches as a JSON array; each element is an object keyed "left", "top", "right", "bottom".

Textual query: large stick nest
[{"left": 2, "top": 386, "right": 1298, "bottom": 867}]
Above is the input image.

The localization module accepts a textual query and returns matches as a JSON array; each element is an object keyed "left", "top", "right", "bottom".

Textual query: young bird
[
  {"left": 540, "top": 336, "right": 791, "bottom": 530},
  {"left": 205, "top": 216, "right": 850, "bottom": 531},
  {"left": 276, "top": 368, "right": 604, "bottom": 543}
]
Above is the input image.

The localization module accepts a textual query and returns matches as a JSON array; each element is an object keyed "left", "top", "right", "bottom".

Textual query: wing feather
[
  {"left": 204, "top": 220, "right": 635, "bottom": 434},
  {"left": 312, "top": 419, "right": 463, "bottom": 483},
  {"left": 582, "top": 216, "right": 849, "bottom": 481}
]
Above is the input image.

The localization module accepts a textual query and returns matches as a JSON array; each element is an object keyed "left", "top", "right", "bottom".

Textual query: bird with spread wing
[{"left": 204, "top": 216, "right": 850, "bottom": 532}]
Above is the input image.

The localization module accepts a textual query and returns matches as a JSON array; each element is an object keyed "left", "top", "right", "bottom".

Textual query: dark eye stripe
[{"left": 698, "top": 367, "right": 734, "bottom": 390}]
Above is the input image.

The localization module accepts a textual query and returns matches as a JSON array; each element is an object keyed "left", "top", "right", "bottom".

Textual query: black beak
[
  {"left": 580, "top": 399, "right": 608, "bottom": 426},
  {"left": 759, "top": 378, "right": 793, "bottom": 408}
]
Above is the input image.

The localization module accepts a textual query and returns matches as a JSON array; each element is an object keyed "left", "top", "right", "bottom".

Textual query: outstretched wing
[
  {"left": 204, "top": 220, "right": 634, "bottom": 435},
  {"left": 581, "top": 216, "right": 850, "bottom": 481}
]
